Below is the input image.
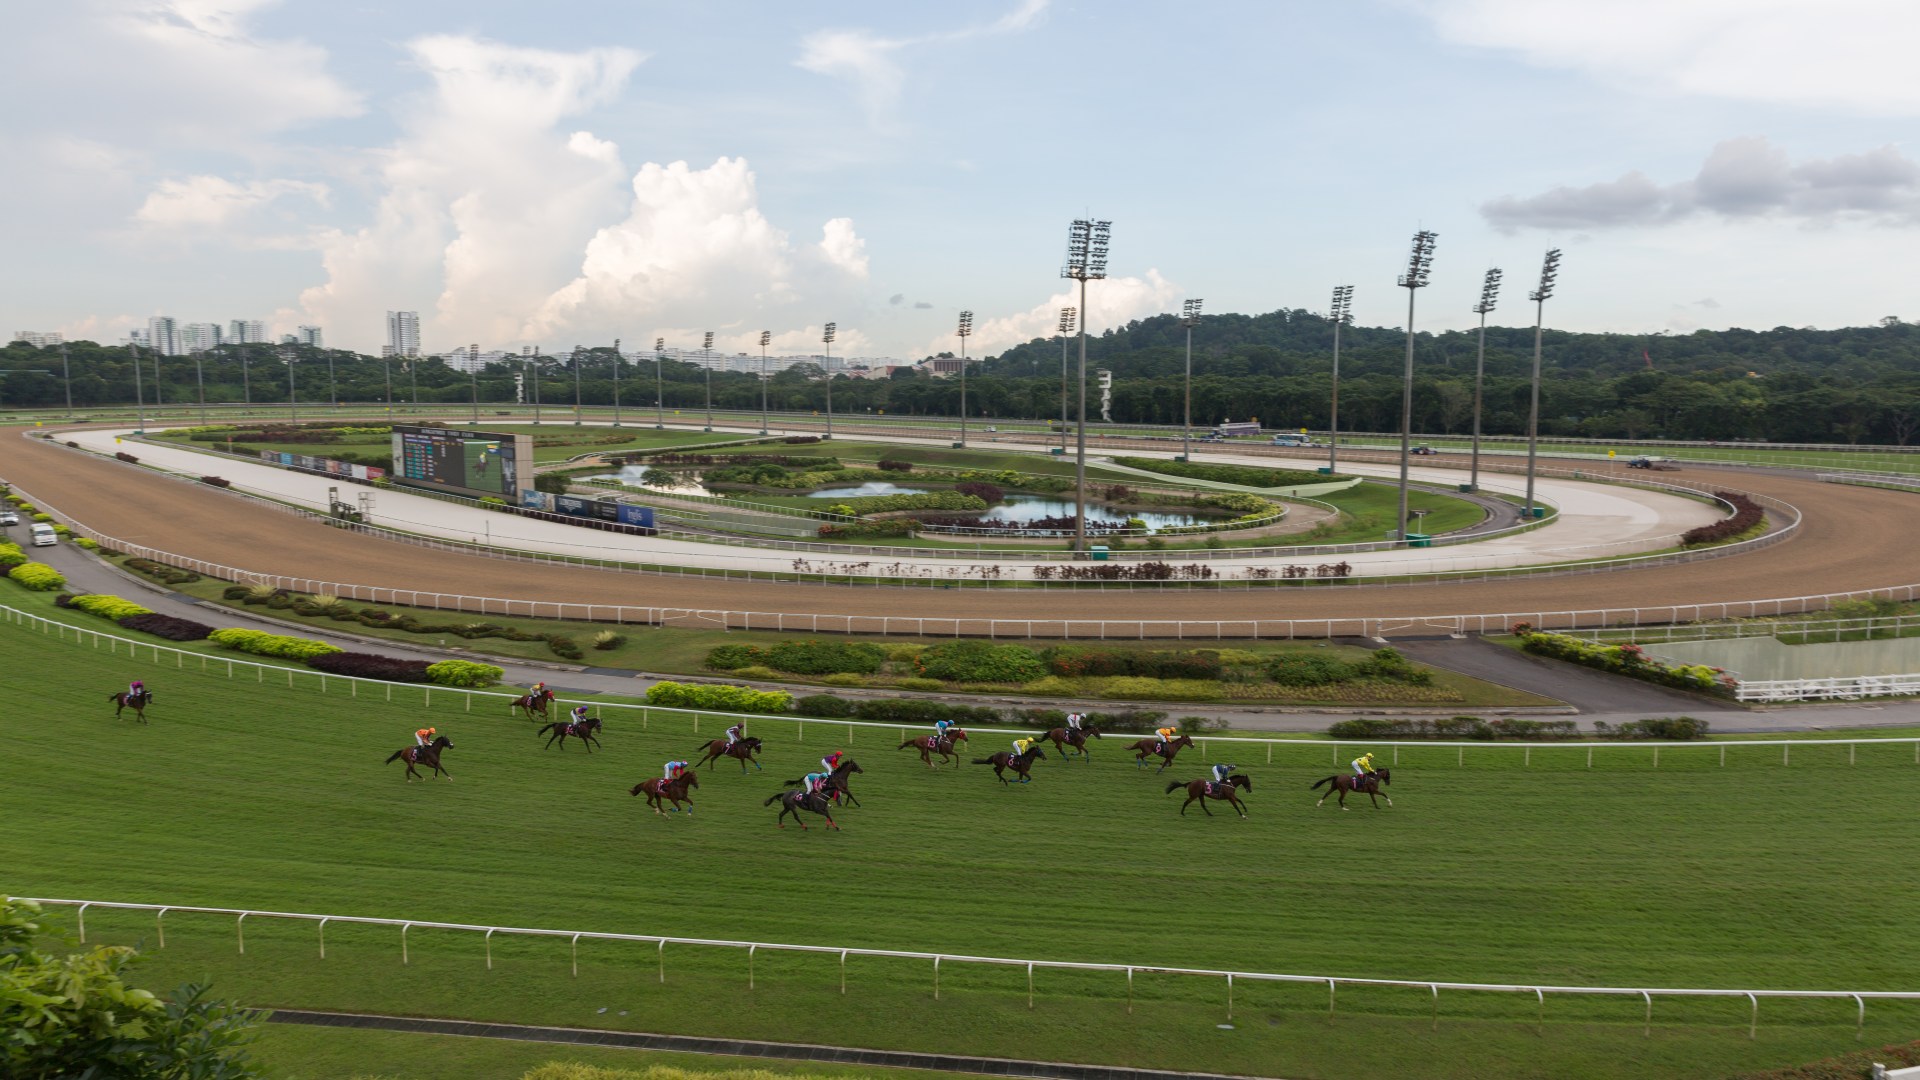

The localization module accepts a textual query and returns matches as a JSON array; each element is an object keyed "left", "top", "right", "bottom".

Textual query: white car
[{"left": 0, "top": 511, "right": 17, "bottom": 526}]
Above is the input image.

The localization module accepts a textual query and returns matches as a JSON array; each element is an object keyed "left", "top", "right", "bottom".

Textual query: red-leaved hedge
[
  {"left": 305, "top": 652, "right": 434, "bottom": 683},
  {"left": 115, "top": 613, "right": 214, "bottom": 641},
  {"left": 1681, "top": 492, "right": 1763, "bottom": 546}
]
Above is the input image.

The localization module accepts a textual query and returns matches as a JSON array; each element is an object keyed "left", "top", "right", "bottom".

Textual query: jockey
[
  {"left": 1012, "top": 736, "right": 1037, "bottom": 758},
  {"left": 570, "top": 704, "right": 590, "bottom": 726},
  {"left": 933, "top": 719, "right": 953, "bottom": 744},
  {"left": 724, "top": 722, "right": 746, "bottom": 748},
  {"left": 664, "top": 759, "right": 689, "bottom": 781},
  {"left": 415, "top": 725, "right": 436, "bottom": 748},
  {"left": 803, "top": 770, "right": 831, "bottom": 796},
  {"left": 531, "top": 681, "right": 549, "bottom": 699},
  {"left": 1066, "top": 711, "right": 1083, "bottom": 733},
  {"left": 1154, "top": 724, "right": 1179, "bottom": 752},
  {"left": 1210, "top": 762, "right": 1238, "bottom": 786},
  {"left": 127, "top": 679, "right": 146, "bottom": 701},
  {"left": 820, "top": 750, "right": 845, "bottom": 774},
  {"left": 1351, "top": 752, "right": 1377, "bottom": 783}
]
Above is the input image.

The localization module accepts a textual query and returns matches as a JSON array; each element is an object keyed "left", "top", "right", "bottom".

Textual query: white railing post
[
  {"left": 571, "top": 934, "right": 580, "bottom": 978},
  {"left": 933, "top": 955, "right": 941, "bottom": 1000},
  {"left": 236, "top": 912, "right": 247, "bottom": 954},
  {"left": 317, "top": 917, "right": 327, "bottom": 959},
  {"left": 155, "top": 907, "right": 167, "bottom": 948},
  {"left": 401, "top": 923, "right": 410, "bottom": 965},
  {"left": 485, "top": 928, "right": 494, "bottom": 970}
]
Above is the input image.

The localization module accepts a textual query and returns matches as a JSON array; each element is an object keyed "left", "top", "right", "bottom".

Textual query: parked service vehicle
[
  {"left": 1411, "top": 445, "right": 1439, "bottom": 456},
  {"left": 0, "top": 510, "right": 18, "bottom": 526},
  {"left": 28, "top": 523, "right": 57, "bottom": 546},
  {"left": 1626, "top": 456, "right": 1679, "bottom": 470},
  {"left": 1271, "top": 433, "right": 1316, "bottom": 447}
]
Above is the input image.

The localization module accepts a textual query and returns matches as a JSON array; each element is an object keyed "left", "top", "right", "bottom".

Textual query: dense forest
[{"left": 10, "top": 311, "right": 1920, "bottom": 444}]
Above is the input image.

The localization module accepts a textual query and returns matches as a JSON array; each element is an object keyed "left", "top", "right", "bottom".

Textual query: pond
[
  {"left": 588, "top": 465, "right": 721, "bottom": 497},
  {"left": 810, "top": 482, "right": 928, "bottom": 497}
]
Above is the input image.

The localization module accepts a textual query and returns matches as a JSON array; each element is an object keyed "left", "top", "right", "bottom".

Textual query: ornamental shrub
[
  {"left": 1518, "top": 631, "right": 1734, "bottom": 696},
  {"left": 792, "top": 694, "right": 853, "bottom": 717},
  {"left": 116, "top": 612, "right": 214, "bottom": 641},
  {"left": 425, "top": 659, "right": 504, "bottom": 687},
  {"left": 199, "top": 475, "right": 232, "bottom": 488},
  {"left": 645, "top": 681, "right": 792, "bottom": 714},
  {"left": 8, "top": 563, "right": 65, "bottom": 591},
  {"left": 207, "top": 628, "right": 341, "bottom": 660},
  {"left": 0, "top": 542, "right": 25, "bottom": 569},
  {"left": 547, "top": 635, "right": 585, "bottom": 660},
  {"left": 30, "top": 513, "right": 51, "bottom": 523},
  {"left": 849, "top": 698, "right": 998, "bottom": 725},
  {"left": 1593, "top": 716, "right": 1711, "bottom": 740},
  {"left": 895, "top": 677, "right": 944, "bottom": 692},
  {"left": 1681, "top": 492, "right": 1764, "bottom": 546},
  {"left": 706, "top": 644, "right": 764, "bottom": 669},
  {"left": 1096, "top": 676, "right": 1226, "bottom": 702},
  {"left": 953, "top": 481, "right": 1004, "bottom": 503},
  {"left": 68, "top": 594, "right": 154, "bottom": 621},
  {"left": 916, "top": 640, "right": 1046, "bottom": 683},
  {"left": 876, "top": 459, "right": 913, "bottom": 472},
  {"left": 114, "top": 451, "right": 138, "bottom": 463},
  {"left": 762, "top": 639, "right": 886, "bottom": 675},
  {"left": 821, "top": 672, "right": 867, "bottom": 687},
  {"left": 307, "top": 652, "right": 433, "bottom": 683},
  {"left": 1267, "top": 654, "right": 1355, "bottom": 686},
  {"left": 1352, "top": 646, "right": 1434, "bottom": 686}
]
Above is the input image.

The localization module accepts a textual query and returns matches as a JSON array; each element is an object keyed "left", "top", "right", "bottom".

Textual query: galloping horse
[
  {"left": 1311, "top": 768, "right": 1392, "bottom": 810},
  {"left": 1040, "top": 722, "right": 1101, "bottom": 761},
  {"left": 109, "top": 689, "right": 154, "bottom": 723},
  {"left": 1126, "top": 733, "right": 1194, "bottom": 772},
  {"left": 510, "top": 688, "right": 556, "bottom": 721},
  {"left": 783, "top": 760, "right": 864, "bottom": 806},
  {"left": 896, "top": 729, "right": 967, "bottom": 768},
  {"left": 385, "top": 735, "right": 454, "bottom": 781},
  {"left": 1167, "top": 774, "right": 1252, "bottom": 818},
  {"left": 630, "top": 771, "right": 700, "bottom": 815},
  {"left": 693, "top": 735, "right": 764, "bottom": 772},
  {"left": 972, "top": 746, "right": 1046, "bottom": 785},
  {"left": 537, "top": 716, "right": 602, "bottom": 752},
  {"left": 765, "top": 788, "right": 840, "bottom": 830}
]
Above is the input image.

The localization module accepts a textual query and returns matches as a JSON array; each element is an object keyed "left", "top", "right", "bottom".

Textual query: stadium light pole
[
  {"left": 192, "top": 349, "right": 207, "bottom": 425},
  {"left": 326, "top": 348, "right": 337, "bottom": 408},
  {"left": 1057, "top": 307, "right": 1075, "bottom": 451},
  {"left": 702, "top": 331, "right": 715, "bottom": 431},
  {"left": 1395, "top": 230, "right": 1437, "bottom": 543},
  {"left": 956, "top": 310, "right": 973, "bottom": 447},
  {"left": 1469, "top": 268, "right": 1503, "bottom": 493},
  {"left": 469, "top": 342, "right": 480, "bottom": 424},
  {"left": 759, "top": 331, "right": 771, "bottom": 434},
  {"left": 408, "top": 353, "right": 419, "bottom": 409},
  {"left": 822, "top": 322, "right": 836, "bottom": 439},
  {"left": 58, "top": 341, "right": 73, "bottom": 417},
  {"left": 531, "top": 347, "right": 542, "bottom": 424},
  {"left": 1328, "top": 285, "right": 1353, "bottom": 472},
  {"left": 1525, "top": 248, "right": 1562, "bottom": 517},
  {"left": 1180, "top": 298, "right": 1203, "bottom": 460},
  {"left": 381, "top": 351, "right": 392, "bottom": 421},
  {"left": 611, "top": 337, "right": 622, "bottom": 427},
  {"left": 285, "top": 348, "right": 298, "bottom": 424},
  {"left": 572, "top": 344, "right": 584, "bottom": 425},
  {"left": 129, "top": 343, "right": 146, "bottom": 433},
  {"left": 654, "top": 337, "right": 665, "bottom": 429},
  {"left": 1062, "top": 218, "right": 1111, "bottom": 552},
  {"left": 241, "top": 345, "right": 251, "bottom": 407}
]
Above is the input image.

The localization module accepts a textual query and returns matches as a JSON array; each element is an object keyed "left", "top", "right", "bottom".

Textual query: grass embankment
[{"left": 3, "top": 623, "right": 1918, "bottom": 1080}]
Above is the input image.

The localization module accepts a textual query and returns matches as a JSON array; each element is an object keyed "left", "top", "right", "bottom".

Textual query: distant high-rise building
[
  {"left": 278, "top": 333, "right": 298, "bottom": 345},
  {"left": 227, "top": 319, "right": 268, "bottom": 344},
  {"left": 11, "top": 331, "right": 63, "bottom": 348},
  {"left": 127, "top": 328, "right": 149, "bottom": 347},
  {"left": 385, "top": 311, "right": 420, "bottom": 358},
  {"left": 146, "top": 316, "right": 182, "bottom": 356},
  {"left": 183, "top": 322, "right": 223, "bottom": 353},
  {"left": 295, "top": 325, "right": 323, "bottom": 347}
]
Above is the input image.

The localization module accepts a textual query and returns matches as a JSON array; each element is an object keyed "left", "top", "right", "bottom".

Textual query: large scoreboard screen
[{"left": 389, "top": 425, "right": 532, "bottom": 499}]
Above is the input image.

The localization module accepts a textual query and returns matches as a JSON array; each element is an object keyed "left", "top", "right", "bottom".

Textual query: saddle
[{"left": 1206, "top": 781, "right": 1227, "bottom": 797}]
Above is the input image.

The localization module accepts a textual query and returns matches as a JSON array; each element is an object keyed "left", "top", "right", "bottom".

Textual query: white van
[{"left": 28, "top": 523, "right": 57, "bottom": 547}]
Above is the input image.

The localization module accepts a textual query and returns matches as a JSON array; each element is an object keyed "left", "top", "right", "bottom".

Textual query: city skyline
[{"left": 3, "top": 2, "right": 1916, "bottom": 359}]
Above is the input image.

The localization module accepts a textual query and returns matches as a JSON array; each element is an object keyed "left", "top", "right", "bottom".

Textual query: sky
[{"left": 4, "top": 0, "right": 1918, "bottom": 359}]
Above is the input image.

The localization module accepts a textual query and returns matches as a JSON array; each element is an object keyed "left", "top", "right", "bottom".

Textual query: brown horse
[
  {"left": 1040, "top": 722, "right": 1101, "bottom": 761},
  {"left": 896, "top": 729, "right": 967, "bottom": 768},
  {"left": 783, "top": 760, "right": 864, "bottom": 806},
  {"left": 694, "top": 736, "right": 764, "bottom": 772},
  {"left": 385, "top": 735, "right": 454, "bottom": 781},
  {"left": 1127, "top": 734, "right": 1194, "bottom": 772},
  {"left": 972, "top": 746, "right": 1045, "bottom": 785},
  {"left": 1167, "top": 774, "right": 1252, "bottom": 818},
  {"left": 510, "top": 689, "right": 555, "bottom": 721},
  {"left": 630, "top": 771, "right": 700, "bottom": 815},
  {"left": 537, "top": 716, "right": 602, "bottom": 752},
  {"left": 1311, "top": 768, "right": 1392, "bottom": 810},
  {"left": 765, "top": 788, "right": 840, "bottom": 830},
  {"left": 109, "top": 690, "right": 154, "bottom": 724}
]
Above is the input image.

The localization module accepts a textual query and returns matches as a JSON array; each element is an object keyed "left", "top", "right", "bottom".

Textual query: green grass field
[{"left": 7, "top": 622, "right": 1920, "bottom": 1079}]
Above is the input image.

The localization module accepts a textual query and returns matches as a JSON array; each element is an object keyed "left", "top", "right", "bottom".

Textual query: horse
[
  {"left": 537, "top": 716, "right": 602, "bottom": 752},
  {"left": 1167, "top": 774, "right": 1252, "bottom": 818},
  {"left": 385, "top": 735, "right": 454, "bottom": 782},
  {"left": 972, "top": 746, "right": 1046, "bottom": 785},
  {"left": 896, "top": 729, "right": 967, "bottom": 768},
  {"left": 765, "top": 788, "right": 840, "bottom": 831},
  {"left": 629, "top": 771, "right": 700, "bottom": 815},
  {"left": 1311, "top": 768, "right": 1393, "bottom": 810},
  {"left": 1040, "top": 722, "right": 1101, "bottom": 761},
  {"left": 510, "top": 689, "right": 556, "bottom": 721},
  {"left": 694, "top": 735, "right": 764, "bottom": 772},
  {"left": 109, "top": 689, "right": 154, "bottom": 724},
  {"left": 1127, "top": 733, "right": 1194, "bottom": 772},
  {"left": 783, "top": 760, "right": 864, "bottom": 807}
]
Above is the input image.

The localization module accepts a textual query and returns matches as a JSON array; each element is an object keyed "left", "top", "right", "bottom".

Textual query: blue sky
[{"left": 4, "top": 0, "right": 1917, "bottom": 357}]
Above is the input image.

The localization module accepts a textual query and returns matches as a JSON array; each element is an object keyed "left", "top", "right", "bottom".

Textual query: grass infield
[{"left": 3, "top": 624, "right": 1918, "bottom": 1079}]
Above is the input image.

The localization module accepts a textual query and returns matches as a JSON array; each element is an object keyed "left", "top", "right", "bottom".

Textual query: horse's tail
[
  {"left": 971, "top": 757, "right": 996, "bottom": 765},
  {"left": 1164, "top": 781, "right": 1185, "bottom": 795},
  {"left": 385, "top": 749, "right": 405, "bottom": 764},
  {"left": 1310, "top": 776, "right": 1333, "bottom": 790},
  {"left": 764, "top": 791, "right": 790, "bottom": 806},
  {"left": 897, "top": 739, "right": 917, "bottom": 750}
]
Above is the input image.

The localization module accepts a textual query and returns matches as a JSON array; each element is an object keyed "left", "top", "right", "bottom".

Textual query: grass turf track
[{"left": 4, "top": 625, "right": 1919, "bottom": 1079}]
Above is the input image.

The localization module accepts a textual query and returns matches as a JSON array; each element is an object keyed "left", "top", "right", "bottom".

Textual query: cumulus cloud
[
  {"left": 1415, "top": 0, "right": 1920, "bottom": 116},
  {"left": 1481, "top": 137, "right": 1920, "bottom": 231},
  {"left": 926, "top": 270, "right": 1182, "bottom": 356},
  {"left": 817, "top": 217, "right": 869, "bottom": 279},
  {"left": 797, "top": 0, "right": 1048, "bottom": 127},
  {"left": 133, "top": 175, "right": 329, "bottom": 230}
]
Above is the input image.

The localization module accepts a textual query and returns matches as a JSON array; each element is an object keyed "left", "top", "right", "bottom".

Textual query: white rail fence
[
  {"left": 12, "top": 604, "right": 1920, "bottom": 768},
  {"left": 1735, "top": 674, "right": 1920, "bottom": 703},
  {"left": 22, "top": 897, "right": 1916, "bottom": 1037}
]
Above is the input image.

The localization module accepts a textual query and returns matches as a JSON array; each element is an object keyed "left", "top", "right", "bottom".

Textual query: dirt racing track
[{"left": 7, "top": 422, "right": 1920, "bottom": 638}]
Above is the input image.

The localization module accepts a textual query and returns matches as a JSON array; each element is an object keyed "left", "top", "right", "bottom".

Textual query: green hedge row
[
  {"left": 208, "top": 628, "right": 342, "bottom": 661},
  {"left": 8, "top": 563, "right": 65, "bottom": 591},
  {"left": 644, "top": 681, "right": 792, "bottom": 714}
]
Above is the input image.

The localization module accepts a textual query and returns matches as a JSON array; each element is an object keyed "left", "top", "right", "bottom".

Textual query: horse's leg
[{"left": 1199, "top": 793, "right": 1214, "bottom": 816}]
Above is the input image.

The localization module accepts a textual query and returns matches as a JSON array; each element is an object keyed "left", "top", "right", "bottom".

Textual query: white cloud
[
  {"left": 1482, "top": 137, "right": 1920, "bottom": 230},
  {"left": 133, "top": 174, "right": 329, "bottom": 229},
  {"left": 930, "top": 270, "right": 1182, "bottom": 356},
  {"left": 796, "top": 0, "right": 1049, "bottom": 128},
  {"left": 1415, "top": 0, "right": 1920, "bottom": 115},
  {"left": 817, "top": 218, "right": 869, "bottom": 279}
]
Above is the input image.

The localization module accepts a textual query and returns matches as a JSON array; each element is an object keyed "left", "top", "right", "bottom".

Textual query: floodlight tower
[
  {"left": 1525, "top": 248, "right": 1562, "bottom": 517},
  {"left": 129, "top": 342, "right": 146, "bottom": 433},
  {"left": 58, "top": 341, "right": 72, "bottom": 417},
  {"left": 192, "top": 346, "right": 208, "bottom": 425},
  {"left": 759, "top": 330, "right": 772, "bottom": 434},
  {"left": 530, "top": 347, "right": 542, "bottom": 424},
  {"left": 1057, "top": 307, "right": 1075, "bottom": 451},
  {"left": 956, "top": 310, "right": 974, "bottom": 447},
  {"left": 285, "top": 347, "right": 298, "bottom": 423},
  {"left": 702, "top": 332, "right": 715, "bottom": 431},
  {"left": 654, "top": 337, "right": 666, "bottom": 428},
  {"left": 1395, "top": 230, "right": 1438, "bottom": 543},
  {"left": 611, "top": 337, "right": 622, "bottom": 426},
  {"left": 572, "top": 345, "right": 585, "bottom": 425},
  {"left": 822, "top": 322, "right": 836, "bottom": 439},
  {"left": 469, "top": 342, "right": 480, "bottom": 423},
  {"left": 1327, "top": 285, "right": 1353, "bottom": 471},
  {"left": 1469, "top": 268, "right": 1503, "bottom": 492},
  {"left": 1061, "top": 217, "right": 1112, "bottom": 552},
  {"left": 1180, "top": 298, "right": 1203, "bottom": 460}
]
